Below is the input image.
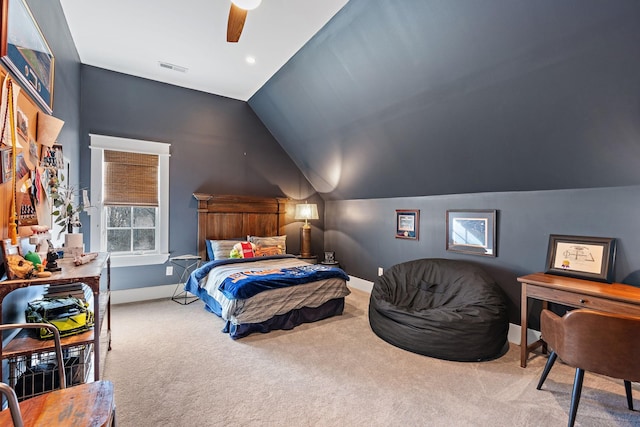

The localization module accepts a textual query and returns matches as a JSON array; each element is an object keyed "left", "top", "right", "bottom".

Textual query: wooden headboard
[{"left": 193, "top": 193, "right": 288, "bottom": 260}]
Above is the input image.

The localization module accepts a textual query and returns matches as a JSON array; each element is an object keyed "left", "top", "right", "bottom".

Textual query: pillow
[
  {"left": 206, "top": 240, "right": 245, "bottom": 260},
  {"left": 230, "top": 242, "right": 256, "bottom": 259},
  {"left": 249, "top": 235, "right": 286, "bottom": 257}
]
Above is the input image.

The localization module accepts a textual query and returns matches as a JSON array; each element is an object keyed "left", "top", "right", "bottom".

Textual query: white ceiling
[{"left": 59, "top": 0, "right": 349, "bottom": 101}]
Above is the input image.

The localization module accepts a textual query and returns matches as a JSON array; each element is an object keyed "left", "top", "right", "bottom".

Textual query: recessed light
[
  {"left": 245, "top": 56, "right": 256, "bottom": 65},
  {"left": 232, "top": 0, "right": 262, "bottom": 11}
]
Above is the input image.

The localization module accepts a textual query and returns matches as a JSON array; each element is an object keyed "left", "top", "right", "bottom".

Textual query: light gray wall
[{"left": 325, "top": 185, "right": 640, "bottom": 324}]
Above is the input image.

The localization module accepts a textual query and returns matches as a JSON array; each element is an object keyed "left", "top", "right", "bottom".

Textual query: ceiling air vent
[{"left": 158, "top": 62, "right": 188, "bottom": 73}]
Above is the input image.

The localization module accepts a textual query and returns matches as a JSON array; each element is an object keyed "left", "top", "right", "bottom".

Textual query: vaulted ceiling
[
  {"left": 249, "top": 0, "right": 640, "bottom": 200},
  {"left": 62, "top": 1, "right": 640, "bottom": 201}
]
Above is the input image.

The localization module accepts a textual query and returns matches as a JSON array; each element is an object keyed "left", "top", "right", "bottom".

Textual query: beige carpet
[{"left": 103, "top": 289, "right": 639, "bottom": 426}]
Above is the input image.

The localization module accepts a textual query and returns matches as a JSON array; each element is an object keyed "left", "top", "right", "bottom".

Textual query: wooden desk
[
  {"left": 0, "top": 253, "right": 111, "bottom": 382},
  {"left": 518, "top": 272, "right": 640, "bottom": 367}
]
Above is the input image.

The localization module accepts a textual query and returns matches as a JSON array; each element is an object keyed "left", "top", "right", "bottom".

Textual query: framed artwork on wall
[
  {"left": 0, "top": 0, "right": 55, "bottom": 113},
  {"left": 446, "top": 209, "right": 497, "bottom": 257},
  {"left": 396, "top": 209, "right": 419, "bottom": 240},
  {"left": 545, "top": 234, "right": 616, "bottom": 283},
  {"left": 0, "top": 146, "right": 11, "bottom": 182},
  {"left": 40, "top": 143, "right": 63, "bottom": 169}
]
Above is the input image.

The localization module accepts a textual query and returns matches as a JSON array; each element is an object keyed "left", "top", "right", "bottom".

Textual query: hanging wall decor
[
  {"left": 0, "top": 0, "right": 55, "bottom": 113},
  {"left": 0, "top": 145, "right": 11, "bottom": 182},
  {"left": 41, "top": 143, "right": 63, "bottom": 168},
  {"left": 446, "top": 209, "right": 497, "bottom": 257},
  {"left": 395, "top": 209, "right": 419, "bottom": 240}
]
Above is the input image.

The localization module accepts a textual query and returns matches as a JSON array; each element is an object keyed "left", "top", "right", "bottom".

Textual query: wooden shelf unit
[{"left": 0, "top": 253, "right": 111, "bottom": 382}]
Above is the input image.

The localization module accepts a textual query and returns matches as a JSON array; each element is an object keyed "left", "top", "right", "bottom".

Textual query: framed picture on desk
[{"left": 545, "top": 234, "right": 616, "bottom": 283}]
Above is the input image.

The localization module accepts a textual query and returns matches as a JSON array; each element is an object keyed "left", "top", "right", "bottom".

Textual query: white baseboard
[
  {"left": 112, "top": 284, "right": 181, "bottom": 305},
  {"left": 347, "top": 276, "right": 374, "bottom": 293},
  {"left": 507, "top": 323, "right": 542, "bottom": 347},
  {"left": 114, "top": 276, "right": 540, "bottom": 346}
]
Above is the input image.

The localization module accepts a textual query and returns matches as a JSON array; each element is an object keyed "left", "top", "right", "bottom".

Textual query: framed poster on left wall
[
  {"left": 0, "top": 0, "right": 55, "bottom": 113},
  {"left": 0, "top": 146, "right": 11, "bottom": 182}
]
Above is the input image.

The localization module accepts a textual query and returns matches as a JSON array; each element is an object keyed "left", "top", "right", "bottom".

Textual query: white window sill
[{"left": 110, "top": 253, "right": 170, "bottom": 268}]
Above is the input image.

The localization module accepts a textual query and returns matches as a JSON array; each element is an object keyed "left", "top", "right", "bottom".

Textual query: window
[
  {"left": 90, "top": 134, "right": 170, "bottom": 267},
  {"left": 106, "top": 206, "right": 156, "bottom": 253}
]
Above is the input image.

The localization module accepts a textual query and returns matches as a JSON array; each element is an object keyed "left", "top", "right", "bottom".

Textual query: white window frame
[{"left": 89, "top": 134, "right": 170, "bottom": 267}]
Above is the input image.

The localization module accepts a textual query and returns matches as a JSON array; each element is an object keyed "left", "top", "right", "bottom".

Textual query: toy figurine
[{"left": 45, "top": 240, "right": 61, "bottom": 272}]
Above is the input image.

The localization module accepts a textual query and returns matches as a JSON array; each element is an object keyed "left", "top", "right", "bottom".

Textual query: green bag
[{"left": 26, "top": 297, "right": 94, "bottom": 339}]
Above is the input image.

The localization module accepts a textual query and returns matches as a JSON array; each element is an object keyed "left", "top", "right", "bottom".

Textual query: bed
[{"left": 185, "top": 193, "right": 351, "bottom": 339}]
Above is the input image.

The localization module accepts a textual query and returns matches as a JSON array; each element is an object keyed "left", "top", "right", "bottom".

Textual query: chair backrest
[
  {"left": 547, "top": 309, "right": 640, "bottom": 382},
  {"left": 0, "top": 323, "right": 67, "bottom": 427}
]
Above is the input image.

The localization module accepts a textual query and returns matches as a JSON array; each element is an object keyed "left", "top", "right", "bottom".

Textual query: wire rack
[{"left": 7, "top": 343, "right": 93, "bottom": 401}]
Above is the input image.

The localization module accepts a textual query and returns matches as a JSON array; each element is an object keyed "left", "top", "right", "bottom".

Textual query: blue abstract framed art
[
  {"left": 1, "top": 0, "right": 54, "bottom": 113},
  {"left": 446, "top": 209, "right": 497, "bottom": 257}
]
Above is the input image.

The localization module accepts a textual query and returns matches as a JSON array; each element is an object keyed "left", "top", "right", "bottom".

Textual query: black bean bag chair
[{"left": 369, "top": 258, "right": 509, "bottom": 361}]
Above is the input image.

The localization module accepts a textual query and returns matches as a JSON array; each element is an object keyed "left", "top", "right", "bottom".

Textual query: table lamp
[{"left": 295, "top": 202, "right": 319, "bottom": 258}]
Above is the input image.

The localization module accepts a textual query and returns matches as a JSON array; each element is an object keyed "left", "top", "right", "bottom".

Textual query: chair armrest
[{"left": 0, "top": 383, "right": 23, "bottom": 427}]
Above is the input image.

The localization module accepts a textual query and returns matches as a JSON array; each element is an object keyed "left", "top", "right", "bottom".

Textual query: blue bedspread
[{"left": 185, "top": 255, "right": 349, "bottom": 300}]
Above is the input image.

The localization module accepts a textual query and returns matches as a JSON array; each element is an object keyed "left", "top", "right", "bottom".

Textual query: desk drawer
[{"left": 526, "top": 284, "right": 640, "bottom": 316}]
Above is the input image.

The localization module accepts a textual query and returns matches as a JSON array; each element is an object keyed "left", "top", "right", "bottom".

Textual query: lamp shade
[
  {"left": 231, "top": 0, "right": 262, "bottom": 10},
  {"left": 295, "top": 203, "right": 319, "bottom": 221}
]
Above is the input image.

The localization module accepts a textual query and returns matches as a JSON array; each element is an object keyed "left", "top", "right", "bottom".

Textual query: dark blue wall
[
  {"left": 8, "top": 0, "right": 640, "bottom": 330},
  {"left": 250, "top": 0, "right": 640, "bottom": 199},
  {"left": 325, "top": 186, "right": 640, "bottom": 324},
  {"left": 79, "top": 66, "right": 323, "bottom": 290},
  {"left": 249, "top": 0, "right": 640, "bottom": 324}
]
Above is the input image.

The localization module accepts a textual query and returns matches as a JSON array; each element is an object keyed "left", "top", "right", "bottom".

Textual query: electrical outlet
[
  {"left": 166, "top": 266, "right": 173, "bottom": 276},
  {"left": 378, "top": 267, "right": 384, "bottom": 276}
]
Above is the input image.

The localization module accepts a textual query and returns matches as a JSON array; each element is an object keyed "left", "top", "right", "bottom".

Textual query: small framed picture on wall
[
  {"left": 41, "top": 144, "right": 64, "bottom": 169},
  {"left": 396, "top": 209, "right": 419, "bottom": 240},
  {"left": 0, "top": 146, "right": 12, "bottom": 183},
  {"left": 446, "top": 209, "right": 497, "bottom": 257}
]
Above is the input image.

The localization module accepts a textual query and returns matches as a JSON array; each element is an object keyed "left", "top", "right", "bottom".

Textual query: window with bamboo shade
[
  {"left": 103, "top": 151, "right": 158, "bottom": 206},
  {"left": 102, "top": 150, "right": 159, "bottom": 254},
  {"left": 89, "top": 134, "right": 170, "bottom": 267}
]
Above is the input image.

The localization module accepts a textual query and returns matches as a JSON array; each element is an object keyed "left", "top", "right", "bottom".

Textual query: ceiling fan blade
[{"left": 227, "top": 3, "right": 248, "bottom": 43}]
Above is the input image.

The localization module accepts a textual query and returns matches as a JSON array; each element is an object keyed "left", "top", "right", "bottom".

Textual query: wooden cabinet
[{"left": 0, "top": 253, "right": 111, "bottom": 389}]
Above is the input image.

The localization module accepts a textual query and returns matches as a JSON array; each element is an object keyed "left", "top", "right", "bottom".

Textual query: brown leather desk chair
[
  {"left": 536, "top": 309, "right": 640, "bottom": 427},
  {"left": 0, "top": 323, "right": 115, "bottom": 427}
]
